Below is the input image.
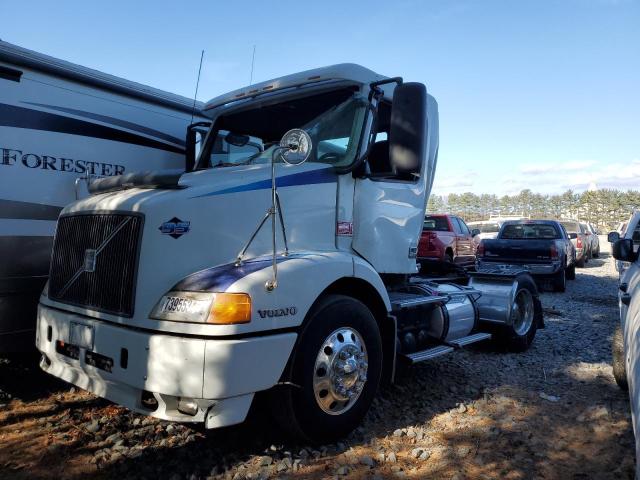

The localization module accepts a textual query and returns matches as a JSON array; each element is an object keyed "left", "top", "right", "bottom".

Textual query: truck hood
[{"left": 56, "top": 162, "right": 338, "bottom": 330}]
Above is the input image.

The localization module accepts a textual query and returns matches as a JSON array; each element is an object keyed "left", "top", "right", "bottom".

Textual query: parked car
[
  {"left": 609, "top": 211, "right": 640, "bottom": 278},
  {"left": 477, "top": 220, "right": 576, "bottom": 292},
  {"left": 610, "top": 236, "right": 640, "bottom": 478},
  {"left": 418, "top": 214, "right": 477, "bottom": 269},
  {"left": 586, "top": 223, "right": 600, "bottom": 258},
  {"left": 559, "top": 220, "right": 589, "bottom": 267},
  {"left": 467, "top": 220, "right": 502, "bottom": 242},
  {"left": 579, "top": 222, "right": 595, "bottom": 259}
]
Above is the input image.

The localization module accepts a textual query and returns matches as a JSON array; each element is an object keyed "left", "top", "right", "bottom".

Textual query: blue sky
[{"left": 2, "top": 0, "right": 638, "bottom": 195}]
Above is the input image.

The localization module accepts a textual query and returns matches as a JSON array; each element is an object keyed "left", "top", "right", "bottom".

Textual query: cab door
[
  {"left": 351, "top": 83, "right": 439, "bottom": 274},
  {"left": 452, "top": 217, "right": 474, "bottom": 263}
]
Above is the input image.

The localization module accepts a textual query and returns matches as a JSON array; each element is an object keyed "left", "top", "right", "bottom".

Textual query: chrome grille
[{"left": 48, "top": 213, "right": 144, "bottom": 317}]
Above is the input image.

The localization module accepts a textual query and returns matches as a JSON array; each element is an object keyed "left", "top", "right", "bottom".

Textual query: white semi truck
[{"left": 36, "top": 64, "right": 543, "bottom": 442}]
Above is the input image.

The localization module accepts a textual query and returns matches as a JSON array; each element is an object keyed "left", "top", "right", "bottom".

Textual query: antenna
[
  {"left": 249, "top": 45, "right": 256, "bottom": 85},
  {"left": 190, "top": 50, "right": 205, "bottom": 124}
]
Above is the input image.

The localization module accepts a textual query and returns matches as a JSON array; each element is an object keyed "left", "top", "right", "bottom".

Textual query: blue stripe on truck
[{"left": 190, "top": 168, "right": 335, "bottom": 198}]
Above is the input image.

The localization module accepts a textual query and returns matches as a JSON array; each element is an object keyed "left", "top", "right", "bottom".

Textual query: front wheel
[{"left": 270, "top": 295, "right": 382, "bottom": 443}]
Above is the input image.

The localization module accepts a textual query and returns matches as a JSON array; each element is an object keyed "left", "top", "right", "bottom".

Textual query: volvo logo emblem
[{"left": 83, "top": 249, "right": 97, "bottom": 272}]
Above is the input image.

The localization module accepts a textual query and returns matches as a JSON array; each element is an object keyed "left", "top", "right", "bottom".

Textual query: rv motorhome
[{"left": 0, "top": 40, "right": 208, "bottom": 351}]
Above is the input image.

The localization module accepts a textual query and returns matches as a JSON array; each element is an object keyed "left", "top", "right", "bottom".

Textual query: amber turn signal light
[{"left": 207, "top": 293, "right": 251, "bottom": 325}]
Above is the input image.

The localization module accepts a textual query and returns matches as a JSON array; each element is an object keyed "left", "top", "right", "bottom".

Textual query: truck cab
[{"left": 36, "top": 64, "right": 542, "bottom": 442}]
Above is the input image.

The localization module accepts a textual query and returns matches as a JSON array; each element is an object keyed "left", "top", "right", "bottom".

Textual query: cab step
[
  {"left": 400, "top": 332, "right": 492, "bottom": 364},
  {"left": 402, "top": 345, "right": 454, "bottom": 364},
  {"left": 447, "top": 332, "right": 492, "bottom": 348}
]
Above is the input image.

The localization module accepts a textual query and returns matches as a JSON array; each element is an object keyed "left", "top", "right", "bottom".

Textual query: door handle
[{"left": 621, "top": 293, "right": 632, "bottom": 306}]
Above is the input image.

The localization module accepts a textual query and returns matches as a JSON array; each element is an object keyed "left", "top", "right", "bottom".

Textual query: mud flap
[{"left": 380, "top": 315, "right": 397, "bottom": 385}]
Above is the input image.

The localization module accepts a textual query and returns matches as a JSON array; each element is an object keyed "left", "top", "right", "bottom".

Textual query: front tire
[
  {"left": 612, "top": 325, "right": 628, "bottom": 390},
  {"left": 271, "top": 295, "right": 382, "bottom": 443}
]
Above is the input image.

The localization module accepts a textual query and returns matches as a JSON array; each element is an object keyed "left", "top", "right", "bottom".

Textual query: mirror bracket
[{"left": 235, "top": 129, "right": 312, "bottom": 291}]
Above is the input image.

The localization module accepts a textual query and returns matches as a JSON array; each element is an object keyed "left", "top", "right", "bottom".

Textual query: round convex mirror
[{"left": 280, "top": 129, "right": 312, "bottom": 165}]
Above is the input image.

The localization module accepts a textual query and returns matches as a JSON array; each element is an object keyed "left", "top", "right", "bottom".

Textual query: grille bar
[{"left": 49, "top": 213, "right": 144, "bottom": 317}]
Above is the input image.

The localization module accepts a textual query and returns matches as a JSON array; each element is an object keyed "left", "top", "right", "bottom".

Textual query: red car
[{"left": 418, "top": 214, "right": 478, "bottom": 269}]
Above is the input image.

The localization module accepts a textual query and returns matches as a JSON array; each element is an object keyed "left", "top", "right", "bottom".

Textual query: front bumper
[{"left": 36, "top": 304, "right": 296, "bottom": 428}]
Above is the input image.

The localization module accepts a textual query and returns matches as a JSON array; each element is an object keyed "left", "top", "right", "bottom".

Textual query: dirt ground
[{"left": 0, "top": 239, "right": 635, "bottom": 479}]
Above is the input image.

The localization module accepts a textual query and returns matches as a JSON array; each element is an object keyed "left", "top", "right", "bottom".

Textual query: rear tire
[
  {"left": 612, "top": 325, "right": 628, "bottom": 391},
  {"left": 576, "top": 255, "right": 586, "bottom": 268},
  {"left": 553, "top": 268, "right": 567, "bottom": 292},
  {"left": 566, "top": 263, "right": 576, "bottom": 280},
  {"left": 593, "top": 246, "right": 600, "bottom": 258},
  {"left": 270, "top": 295, "right": 382, "bottom": 443},
  {"left": 494, "top": 275, "right": 539, "bottom": 352}
]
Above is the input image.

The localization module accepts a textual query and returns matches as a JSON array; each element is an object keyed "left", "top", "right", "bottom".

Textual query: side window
[
  {"left": 632, "top": 223, "right": 640, "bottom": 244},
  {"left": 210, "top": 133, "right": 261, "bottom": 167},
  {"left": 559, "top": 224, "right": 568, "bottom": 238},
  {"left": 458, "top": 218, "right": 471, "bottom": 235},
  {"left": 451, "top": 217, "right": 463, "bottom": 234},
  {"left": 368, "top": 102, "right": 392, "bottom": 176}
]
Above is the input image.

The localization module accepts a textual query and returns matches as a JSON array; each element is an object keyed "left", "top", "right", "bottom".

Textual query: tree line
[{"left": 427, "top": 189, "right": 640, "bottom": 231}]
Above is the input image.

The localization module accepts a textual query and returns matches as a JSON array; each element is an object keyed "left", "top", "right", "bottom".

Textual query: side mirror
[
  {"left": 185, "top": 121, "right": 211, "bottom": 172},
  {"left": 471, "top": 228, "right": 481, "bottom": 237},
  {"left": 389, "top": 82, "right": 427, "bottom": 176},
  {"left": 568, "top": 232, "right": 578, "bottom": 239},
  {"left": 608, "top": 231, "right": 620, "bottom": 243},
  {"left": 613, "top": 238, "right": 637, "bottom": 262},
  {"left": 279, "top": 129, "right": 312, "bottom": 165}
]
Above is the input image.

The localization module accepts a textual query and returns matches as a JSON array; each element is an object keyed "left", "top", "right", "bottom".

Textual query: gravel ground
[{"left": 0, "top": 238, "right": 635, "bottom": 479}]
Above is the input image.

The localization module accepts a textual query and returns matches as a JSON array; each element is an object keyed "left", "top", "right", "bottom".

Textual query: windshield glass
[
  {"left": 560, "top": 221, "right": 579, "bottom": 233},
  {"left": 423, "top": 216, "right": 450, "bottom": 231},
  {"left": 197, "top": 89, "right": 368, "bottom": 169},
  {"left": 501, "top": 223, "right": 560, "bottom": 239},
  {"left": 472, "top": 222, "right": 500, "bottom": 233}
]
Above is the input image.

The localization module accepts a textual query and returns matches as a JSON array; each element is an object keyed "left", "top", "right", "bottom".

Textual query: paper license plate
[{"left": 69, "top": 322, "right": 94, "bottom": 350}]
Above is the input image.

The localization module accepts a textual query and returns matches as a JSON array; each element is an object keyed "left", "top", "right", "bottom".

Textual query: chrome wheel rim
[
  {"left": 313, "top": 327, "right": 368, "bottom": 415},
  {"left": 511, "top": 289, "right": 534, "bottom": 336}
]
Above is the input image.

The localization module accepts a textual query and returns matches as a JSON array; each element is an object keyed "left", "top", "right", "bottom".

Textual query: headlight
[{"left": 150, "top": 291, "right": 251, "bottom": 325}]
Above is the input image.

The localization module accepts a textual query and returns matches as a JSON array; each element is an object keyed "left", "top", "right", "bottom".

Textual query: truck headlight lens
[{"left": 150, "top": 291, "right": 251, "bottom": 324}]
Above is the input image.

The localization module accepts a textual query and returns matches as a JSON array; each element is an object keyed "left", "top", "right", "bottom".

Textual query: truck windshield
[
  {"left": 501, "top": 223, "right": 560, "bottom": 239},
  {"left": 423, "top": 216, "right": 450, "bottom": 231},
  {"left": 197, "top": 88, "right": 368, "bottom": 170}
]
